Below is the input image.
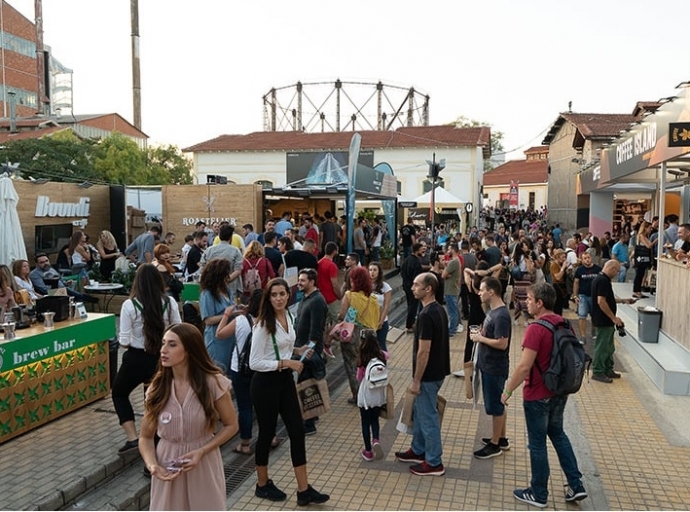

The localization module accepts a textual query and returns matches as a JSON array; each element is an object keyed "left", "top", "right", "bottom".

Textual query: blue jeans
[
  {"left": 370, "top": 246, "right": 380, "bottom": 262},
  {"left": 229, "top": 369, "right": 253, "bottom": 440},
  {"left": 411, "top": 379, "right": 444, "bottom": 466},
  {"left": 523, "top": 396, "right": 583, "bottom": 502},
  {"left": 376, "top": 320, "right": 389, "bottom": 351},
  {"left": 445, "top": 295, "right": 459, "bottom": 334},
  {"left": 617, "top": 264, "right": 628, "bottom": 283}
]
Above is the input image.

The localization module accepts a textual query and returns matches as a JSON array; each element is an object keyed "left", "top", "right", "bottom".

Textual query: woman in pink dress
[{"left": 139, "top": 323, "right": 239, "bottom": 511}]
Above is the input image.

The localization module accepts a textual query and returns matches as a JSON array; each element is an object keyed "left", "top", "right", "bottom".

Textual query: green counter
[{"left": 0, "top": 313, "right": 116, "bottom": 444}]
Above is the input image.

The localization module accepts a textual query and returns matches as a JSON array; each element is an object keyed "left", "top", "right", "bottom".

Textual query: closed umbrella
[{"left": 0, "top": 175, "right": 28, "bottom": 266}]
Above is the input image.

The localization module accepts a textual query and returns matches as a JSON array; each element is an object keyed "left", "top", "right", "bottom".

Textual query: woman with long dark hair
[
  {"left": 248, "top": 278, "right": 329, "bottom": 505},
  {"left": 199, "top": 258, "right": 235, "bottom": 374},
  {"left": 368, "top": 261, "right": 392, "bottom": 351},
  {"left": 112, "top": 264, "right": 181, "bottom": 456},
  {"left": 633, "top": 221, "right": 656, "bottom": 299},
  {"left": 139, "top": 323, "right": 238, "bottom": 510}
]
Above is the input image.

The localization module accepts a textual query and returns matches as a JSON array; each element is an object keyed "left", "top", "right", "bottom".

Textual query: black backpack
[
  {"left": 533, "top": 318, "right": 591, "bottom": 395},
  {"left": 235, "top": 315, "right": 254, "bottom": 377}
]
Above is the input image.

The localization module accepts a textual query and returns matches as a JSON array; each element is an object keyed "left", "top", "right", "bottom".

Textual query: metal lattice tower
[{"left": 262, "top": 79, "right": 430, "bottom": 132}]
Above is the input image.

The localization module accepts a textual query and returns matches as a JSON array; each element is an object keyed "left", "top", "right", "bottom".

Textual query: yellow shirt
[
  {"left": 346, "top": 290, "right": 380, "bottom": 330},
  {"left": 212, "top": 234, "right": 245, "bottom": 250}
]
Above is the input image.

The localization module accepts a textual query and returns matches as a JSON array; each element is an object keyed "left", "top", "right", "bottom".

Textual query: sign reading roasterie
[
  {"left": 35, "top": 196, "right": 91, "bottom": 217},
  {"left": 669, "top": 122, "right": 690, "bottom": 147}
]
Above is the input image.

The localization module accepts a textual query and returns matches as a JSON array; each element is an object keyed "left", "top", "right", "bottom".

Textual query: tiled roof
[
  {"left": 0, "top": 126, "right": 67, "bottom": 143},
  {"left": 482, "top": 158, "right": 548, "bottom": 186},
  {"left": 524, "top": 145, "right": 548, "bottom": 154},
  {"left": 183, "top": 125, "right": 492, "bottom": 157},
  {"left": 542, "top": 112, "right": 636, "bottom": 145}
]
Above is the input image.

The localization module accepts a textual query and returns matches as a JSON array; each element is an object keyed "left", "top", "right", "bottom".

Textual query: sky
[{"left": 10, "top": 0, "right": 690, "bottom": 160}]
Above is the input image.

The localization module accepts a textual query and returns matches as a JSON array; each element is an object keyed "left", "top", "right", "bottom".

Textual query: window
[
  {"left": 35, "top": 224, "right": 73, "bottom": 254},
  {"left": 529, "top": 192, "right": 535, "bottom": 210}
]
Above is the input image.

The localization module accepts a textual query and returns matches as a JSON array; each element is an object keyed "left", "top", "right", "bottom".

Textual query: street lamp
[{"left": 426, "top": 153, "right": 445, "bottom": 248}]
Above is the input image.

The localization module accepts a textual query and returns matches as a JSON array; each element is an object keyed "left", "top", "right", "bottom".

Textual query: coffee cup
[{"left": 469, "top": 325, "right": 480, "bottom": 336}]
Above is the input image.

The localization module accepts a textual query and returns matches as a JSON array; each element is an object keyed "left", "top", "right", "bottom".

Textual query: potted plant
[
  {"left": 111, "top": 262, "right": 137, "bottom": 294},
  {"left": 379, "top": 239, "right": 395, "bottom": 269}
]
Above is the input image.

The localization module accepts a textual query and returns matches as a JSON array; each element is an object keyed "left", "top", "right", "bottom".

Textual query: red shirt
[
  {"left": 305, "top": 227, "right": 319, "bottom": 245},
  {"left": 317, "top": 256, "right": 339, "bottom": 304},
  {"left": 521, "top": 313, "right": 562, "bottom": 401}
]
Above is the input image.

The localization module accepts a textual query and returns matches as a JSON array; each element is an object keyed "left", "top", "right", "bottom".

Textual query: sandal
[
  {"left": 270, "top": 436, "right": 284, "bottom": 449},
  {"left": 232, "top": 443, "right": 254, "bottom": 455}
]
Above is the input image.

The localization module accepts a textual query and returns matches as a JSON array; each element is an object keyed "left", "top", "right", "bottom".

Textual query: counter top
[{"left": 0, "top": 313, "right": 116, "bottom": 373}]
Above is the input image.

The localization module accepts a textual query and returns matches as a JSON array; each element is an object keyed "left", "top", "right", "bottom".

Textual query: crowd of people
[{"left": 10, "top": 204, "right": 685, "bottom": 509}]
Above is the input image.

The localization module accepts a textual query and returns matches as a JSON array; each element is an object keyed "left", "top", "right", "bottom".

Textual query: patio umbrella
[{"left": 0, "top": 175, "right": 28, "bottom": 266}]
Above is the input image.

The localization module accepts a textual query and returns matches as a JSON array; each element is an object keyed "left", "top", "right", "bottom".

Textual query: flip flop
[
  {"left": 270, "top": 436, "right": 284, "bottom": 449},
  {"left": 232, "top": 443, "right": 254, "bottom": 455}
]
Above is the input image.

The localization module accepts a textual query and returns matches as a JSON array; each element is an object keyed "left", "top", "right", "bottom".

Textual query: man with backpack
[{"left": 501, "top": 282, "right": 587, "bottom": 508}]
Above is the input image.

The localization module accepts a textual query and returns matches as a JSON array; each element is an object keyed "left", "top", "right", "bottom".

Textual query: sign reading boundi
[
  {"left": 0, "top": 314, "right": 116, "bottom": 373},
  {"left": 669, "top": 122, "right": 690, "bottom": 147},
  {"left": 34, "top": 196, "right": 91, "bottom": 217}
]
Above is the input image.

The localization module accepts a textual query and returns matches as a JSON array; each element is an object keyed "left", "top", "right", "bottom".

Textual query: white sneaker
[
  {"left": 453, "top": 370, "right": 465, "bottom": 378},
  {"left": 457, "top": 324, "right": 464, "bottom": 333}
]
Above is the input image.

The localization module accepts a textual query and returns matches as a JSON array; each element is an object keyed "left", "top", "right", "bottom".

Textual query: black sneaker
[
  {"left": 513, "top": 488, "right": 547, "bottom": 508},
  {"left": 296, "top": 485, "right": 330, "bottom": 506},
  {"left": 304, "top": 424, "right": 317, "bottom": 436},
  {"left": 592, "top": 373, "right": 613, "bottom": 383},
  {"left": 564, "top": 484, "right": 588, "bottom": 502},
  {"left": 394, "top": 448, "right": 425, "bottom": 463},
  {"left": 255, "top": 479, "right": 287, "bottom": 501},
  {"left": 117, "top": 439, "right": 139, "bottom": 455},
  {"left": 606, "top": 370, "right": 622, "bottom": 379},
  {"left": 474, "top": 442, "right": 502, "bottom": 459},
  {"left": 481, "top": 437, "right": 511, "bottom": 450}
]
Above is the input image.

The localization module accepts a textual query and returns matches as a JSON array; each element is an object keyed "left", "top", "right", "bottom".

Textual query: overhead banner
[
  {"left": 509, "top": 180, "right": 519, "bottom": 208},
  {"left": 286, "top": 150, "right": 373, "bottom": 186},
  {"left": 599, "top": 86, "right": 690, "bottom": 184}
]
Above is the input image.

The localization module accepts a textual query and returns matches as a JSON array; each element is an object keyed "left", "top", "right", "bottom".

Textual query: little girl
[{"left": 356, "top": 329, "right": 388, "bottom": 461}]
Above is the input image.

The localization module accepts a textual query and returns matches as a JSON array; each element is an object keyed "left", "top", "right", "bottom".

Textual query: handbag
[
  {"left": 634, "top": 244, "right": 651, "bottom": 265},
  {"left": 379, "top": 384, "right": 395, "bottom": 419},
  {"left": 295, "top": 378, "right": 331, "bottom": 420},
  {"left": 329, "top": 304, "right": 359, "bottom": 343},
  {"left": 329, "top": 321, "right": 355, "bottom": 343}
]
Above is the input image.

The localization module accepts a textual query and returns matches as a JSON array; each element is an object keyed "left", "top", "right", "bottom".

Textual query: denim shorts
[
  {"left": 481, "top": 371, "right": 507, "bottom": 416},
  {"left": 577, "top": 295, "right": 592, "bottom": 318}
]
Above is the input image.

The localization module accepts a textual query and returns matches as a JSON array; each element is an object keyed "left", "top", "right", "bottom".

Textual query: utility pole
[
  {"left": 130, "top": 0, "right": 141, "bottom": 130},
  {"left": 426, "top": 153, "right": 445, "bottom": 248},
  {"left": 34, "top": 0, "right": 47, "bottom": 115}
]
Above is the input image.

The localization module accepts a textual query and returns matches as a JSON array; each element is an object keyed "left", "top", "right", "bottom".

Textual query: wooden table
[{"left": 0, "top": 313, "right": 117, "bottom": 444}]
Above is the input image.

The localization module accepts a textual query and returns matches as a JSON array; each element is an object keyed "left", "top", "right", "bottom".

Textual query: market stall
[{"left": 0, "top": 313, "right": 116, "bottom": 444}]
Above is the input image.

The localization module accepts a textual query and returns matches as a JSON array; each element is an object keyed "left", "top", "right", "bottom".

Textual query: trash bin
[{"left": 637, "top": 307, "right": 662, "bottom": 343}]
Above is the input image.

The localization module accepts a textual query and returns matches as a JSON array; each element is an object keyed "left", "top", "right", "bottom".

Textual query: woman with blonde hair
[
  {"left": 633, "top": 221, "right": 657, "bottom": 299},
  {"left": 12, "top": 259, "right": 42, "bottom": 301},
  {"left": 96, "top": 230, "right": 121, "bottom": 281},
  {"left": 139, "top": 323, "right": 238, "bottom": 510},
  {"left": 68, "top": 230, "right": 91, "bottom": 284},
  {"left": 241, "top": 240, "right": 275, "bottom": 300},
  {"left": 0, "top": 265, "right": 17, "bottom": 320}
]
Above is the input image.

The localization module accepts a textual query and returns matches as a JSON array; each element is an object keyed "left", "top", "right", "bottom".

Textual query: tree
[
  {"left": 451, "top": 115, "right": 504, "bottom": 170},
  {"left": 93, "top": 132, "right": 149, "bottom": 185},
  {"left": 147, "top": 144, "right": 194, "bottom": 185}
]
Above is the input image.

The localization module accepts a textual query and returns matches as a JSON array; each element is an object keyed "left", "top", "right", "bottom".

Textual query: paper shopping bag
[{"left": 295, "top": 378, "right": 330, "bottom": 420}]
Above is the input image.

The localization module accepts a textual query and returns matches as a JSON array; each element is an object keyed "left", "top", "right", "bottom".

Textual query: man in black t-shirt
[
  {"left": 572, "top": 252, "right": 602, "bottom": 343},
  {"left": 318, "top": 211, "right": 341, "bottom": 256},
  {"left": 263, "top": 231, "right": 283, "bottom": 276},
  {"left": 394, "top": 272, "right": 449, "bottom": 476},
  {"left": 591, "top": 260, "right": 635, "bottom": 383},
  {"left": 400, "top": 218, "right": 417, "bottom": 259},
  {"left": 472, "top": 277, "right": 511, "bottom": 459},
  {"left": 400, "top": 243, "right": 425, "bottom": 332}
]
